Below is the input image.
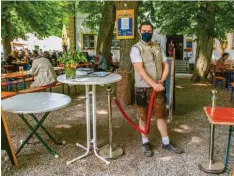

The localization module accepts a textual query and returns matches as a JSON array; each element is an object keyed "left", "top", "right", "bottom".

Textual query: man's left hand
[{"left": 156, "top": 80, "right": 165, "bottom": 84}]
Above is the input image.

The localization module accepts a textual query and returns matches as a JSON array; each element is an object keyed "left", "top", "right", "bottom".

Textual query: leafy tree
[
  {"left": 1, "top": 1, "right": 72, "bottom": 55},
  {"left": 148, "top": 1, "right": 234, "bottom": 82},
  {"left": 77, "top": 1, "right": 104, "bottom": 34}
]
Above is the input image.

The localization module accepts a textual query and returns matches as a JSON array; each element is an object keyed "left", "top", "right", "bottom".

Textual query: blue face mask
[{"left": 141, "top": 32, "right": 152, "bottom": 43}]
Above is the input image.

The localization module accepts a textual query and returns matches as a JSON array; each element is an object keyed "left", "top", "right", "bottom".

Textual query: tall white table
[
  {"left": 57, "top": 73, "right": 123, "bottom": 165},
  {"left": 2, "top": 92, "right": 71, "bottom": 158}
]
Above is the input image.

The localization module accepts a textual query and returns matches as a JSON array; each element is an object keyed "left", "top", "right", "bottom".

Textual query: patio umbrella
[{"left": 62, "top": 24, "right": 68, "bottom": 52}]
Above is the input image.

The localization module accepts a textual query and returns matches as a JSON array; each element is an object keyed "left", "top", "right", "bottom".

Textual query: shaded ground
[{"left": 1, "top": 78, "right": 234, "bottom": 176}]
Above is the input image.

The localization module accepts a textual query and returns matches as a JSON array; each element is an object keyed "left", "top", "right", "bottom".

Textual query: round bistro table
[{"left": 57, "top": 73, "right": 123, "bottom": 165}]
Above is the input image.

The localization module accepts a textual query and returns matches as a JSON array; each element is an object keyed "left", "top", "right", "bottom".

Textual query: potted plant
[{"left": 58, "top": 50, "right": 87, "bottom": 79}]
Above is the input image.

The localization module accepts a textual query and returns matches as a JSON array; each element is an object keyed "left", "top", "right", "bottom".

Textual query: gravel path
[{"left": 1, "top": 78, "right": 233, "bottom": 176}]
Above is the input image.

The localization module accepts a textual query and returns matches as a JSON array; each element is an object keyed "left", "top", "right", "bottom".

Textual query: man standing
[{"left": 130, "top": 21, "right": 183, "bottom": 157}]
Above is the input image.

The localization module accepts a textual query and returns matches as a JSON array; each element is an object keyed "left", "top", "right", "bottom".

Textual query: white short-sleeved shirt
[{"left": 130, "top": 43, "right": 167, "bottom": 63}]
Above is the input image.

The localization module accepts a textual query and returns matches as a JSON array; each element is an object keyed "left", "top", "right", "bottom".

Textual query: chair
[
  {"left": 231, "top": 83, "right": 234, "bottom": 102},
  {"left": 214, "top": 76, "right": 225, "bottom": 89},
  {"left": 213, "top": 65, "right": 225, "bottom": 89}
]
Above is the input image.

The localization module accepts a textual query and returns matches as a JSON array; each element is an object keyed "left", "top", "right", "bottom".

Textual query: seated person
[
  {"left": 95, "top": 51, "right": 107, "bottom": 71},
  {"left": 43, "top": 51, "right": 52, "bottom": 64},
  {"left": 215, "top": 53, "right": 229, "bottom": 75},
  {"left": 6, "top": 51, "right": 18, "bottom": 71},
  {"left": 110, "top": 53, "right": 119, "bottom": 72},
  {"left": 215, "top": 52, "right": 230, "bottom": 88},
  {"left": 30, "top": 50, "right": 57, "bottom": 88}
]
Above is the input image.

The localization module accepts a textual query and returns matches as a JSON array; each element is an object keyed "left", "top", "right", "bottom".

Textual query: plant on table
[{"left": 58, "top": 50, "right": 87, "bottom": 79}]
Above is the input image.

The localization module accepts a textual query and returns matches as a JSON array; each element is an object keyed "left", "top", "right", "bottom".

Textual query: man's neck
[{"left": 140, "top": 40, "right": 151, "bottom": 45}]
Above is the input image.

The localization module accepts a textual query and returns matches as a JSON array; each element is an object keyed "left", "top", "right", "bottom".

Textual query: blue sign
[{"left": 117, "top": 18, "right": 133, "bottom": 37}]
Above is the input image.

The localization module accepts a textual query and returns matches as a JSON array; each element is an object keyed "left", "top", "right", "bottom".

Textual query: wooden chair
[{"left": 213, "top": 65, "right": 225, "bottom": 89}]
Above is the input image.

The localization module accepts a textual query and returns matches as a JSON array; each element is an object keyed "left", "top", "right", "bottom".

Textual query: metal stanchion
[
  {"left": 99, "top": 86, "right": 123, "bottom": 159},
  {"left": 199, "top": 90, "right": 225, "bottom": 174}
]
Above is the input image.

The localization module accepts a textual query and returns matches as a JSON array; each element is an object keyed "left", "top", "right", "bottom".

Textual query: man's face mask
[{"left": 141, "top": 32, "right": 152, "bottom": 43}]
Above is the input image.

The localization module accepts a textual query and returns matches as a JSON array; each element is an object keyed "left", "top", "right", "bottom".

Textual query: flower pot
[{"left": 65, "top": 67, "right": 76, "bottom": 79}]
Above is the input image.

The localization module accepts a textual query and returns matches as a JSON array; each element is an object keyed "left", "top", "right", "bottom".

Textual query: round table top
[
  {"left": 57, "top": 73, "right": 122, "bottom": 86},
  {"left": 2, "top": 92, "right": 71, "bottom": 114}
]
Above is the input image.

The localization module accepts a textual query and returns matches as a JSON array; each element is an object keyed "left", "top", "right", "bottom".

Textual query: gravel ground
[{"left": 1, "top": 78, "right": 234, "bottom": 176}]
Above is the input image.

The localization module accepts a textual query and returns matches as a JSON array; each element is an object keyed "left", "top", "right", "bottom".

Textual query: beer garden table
[
  {"left": 1, "top": 92, "right": 71, "bottom": 158},
  {"left": 57, "top": 72, "right": 124, "bottom": 165},
  {"left": 199, "top": 107, "right": 234, "bottom": 174}
]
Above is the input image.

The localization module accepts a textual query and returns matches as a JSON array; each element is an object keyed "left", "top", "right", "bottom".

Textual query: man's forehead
[{"left": 141, "top": 25, "right": 152, "bottom": 31}]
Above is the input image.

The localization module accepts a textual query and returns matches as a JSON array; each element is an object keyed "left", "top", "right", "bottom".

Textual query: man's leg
[
  {"left": 138, "top": 106, "right": 153, "bottom": 157},
  {"left": 155, "top": 93, "right": 183, "bottom": 154}
]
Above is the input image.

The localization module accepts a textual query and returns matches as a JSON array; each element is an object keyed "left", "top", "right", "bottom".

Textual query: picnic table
[
  {"left": 57, "top": 72, "right": 123, "bottom": 165},
  {"left": 1, "top": 71, "right": 32, "bottom": 91},
  {"left": 1, "top": 67, "right": 65, "bottom": 91},
  {"left": 199, "top": 106, "right": 234, "bottom": 174},
  {"left": 1, "top": 92, "right": 71, "bottom": 158}
]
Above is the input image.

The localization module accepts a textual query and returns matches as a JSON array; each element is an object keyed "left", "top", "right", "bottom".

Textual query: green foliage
[
  {"left": 145, "top": 1, "right": 234, "bottom": 40},
  {"left": 77, "top": 1, "right": 104, "bottom": 34},
  {"left": 1, "top": 1, "right": 72, "bottom": 39},
  {"left": 58, "top": 51, "right": 87, "bottom": 67}
]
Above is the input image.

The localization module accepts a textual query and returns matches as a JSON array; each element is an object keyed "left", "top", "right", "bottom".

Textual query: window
[
  {"left": 111, "top": 35, "right": 120, "bottom": 49},
  {"left": 82, "top": 34, "right": 95, "bottom": 49}
]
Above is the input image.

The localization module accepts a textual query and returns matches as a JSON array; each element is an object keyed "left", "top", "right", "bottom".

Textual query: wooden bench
[
  {"left": 19, "top": 82, "right": 64, "bottom": 94},
  {"left": 1, "top": 77, "right": 34, "bottom": 87},
  {"left": 1, "top": 92, "right": 16, "bottom": 100}
]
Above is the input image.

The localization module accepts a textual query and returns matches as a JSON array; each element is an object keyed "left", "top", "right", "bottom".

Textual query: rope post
[
  {"left": 198, "top": 89, "right": 225, "bottom": 174},
  {"left": 99, "top": 86, "right": 123, "bottom": 159}
]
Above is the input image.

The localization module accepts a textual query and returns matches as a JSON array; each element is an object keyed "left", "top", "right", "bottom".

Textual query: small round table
[
  {"left": 57, "top": 73, "right": 124, "bottom": 165},
  {"left": 2, "top": 92, "right": 71, "bottom": 158}
]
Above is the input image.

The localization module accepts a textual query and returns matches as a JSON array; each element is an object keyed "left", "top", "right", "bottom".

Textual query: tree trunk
[
  {"left": 2, "top": 19, "right": 13, "bottom": 55},
  {"left": 96, "top": 1, "right": 116, "bottom": 69},
  {"left": 191, "top": 2, "right": 217, "bottom": 82},
  {"left": 115, "top": 1, "right": 139, "bottom": 105}
]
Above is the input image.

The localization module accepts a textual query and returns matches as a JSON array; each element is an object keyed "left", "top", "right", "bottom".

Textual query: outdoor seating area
[{"left": 1, "top": 78, "right": 233, "bottom": 175}]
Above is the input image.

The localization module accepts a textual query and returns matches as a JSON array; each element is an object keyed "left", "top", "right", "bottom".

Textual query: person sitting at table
[
  {"left": 95, "top": 51, "right": 107, "bottom": 71},
  {"left": 30, "top": 51, "right": 57, "bottom": 88},
  {"left": 110, "top": 53, "right": 119, "bottom": 72},
  {"left": 43, "top": 51, "right": 53, "bottom": 64},
  {"left": 215, "top": 52, "right": 230, "bottom": 88},
  {"left": 6, "top": 51, "right": 18, "bottom": 72}
]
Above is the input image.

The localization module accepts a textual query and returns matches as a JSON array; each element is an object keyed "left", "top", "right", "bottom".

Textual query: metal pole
[
  {"left": 198, "top": 89, "right": 225, "bottom": 174},
  {"left": 107, "top": 86, "right": 113, "bottom": 158},
  {"left": 99, "top": 86, "right": 123, "bottom": 159},
  {"left": 209, "top": 89, "right": 217, "bottom": 164},
  {"left": 209, "top": 124, "right": 215, "bottom": 165}
]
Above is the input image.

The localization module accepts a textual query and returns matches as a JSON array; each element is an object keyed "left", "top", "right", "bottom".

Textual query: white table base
[{"left": 66, "top": 85, "right": 110, "bottom": 165}]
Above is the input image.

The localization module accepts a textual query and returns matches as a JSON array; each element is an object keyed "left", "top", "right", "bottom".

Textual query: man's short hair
[
  {"left": 139, "top": 21, "right": 153, "bottom": 31},
  {"left": 222, "top": 52, "right": 229, "bottom": 57}
]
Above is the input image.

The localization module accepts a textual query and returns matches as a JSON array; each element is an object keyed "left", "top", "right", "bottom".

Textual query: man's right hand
[{"left": 152, "top": 82, "right": 164, "bottom": 92}]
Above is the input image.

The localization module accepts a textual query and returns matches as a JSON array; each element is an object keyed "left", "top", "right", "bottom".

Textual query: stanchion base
[
  {"left": 198, "top": 161, "right": 225, "bottom": 174},
  {"left": 99, "top": 144, "right": 123, "bottom": 159}
]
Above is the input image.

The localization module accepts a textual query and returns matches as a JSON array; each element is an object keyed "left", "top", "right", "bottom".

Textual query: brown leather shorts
[{"left": 136, "top": 88, "right": 167, "bottom": 121}]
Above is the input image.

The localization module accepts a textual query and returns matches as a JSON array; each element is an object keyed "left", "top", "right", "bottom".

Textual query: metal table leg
[
  {"left": 99, "top": 86, "right": 123, "bottom": 159},
  {"left": 66, "top": 85, "right": 109, "bottom": 165},
  {"left": 17, "top": 113, "right": 59, "bottom": 158},
  {"left": 29, "top": 114, "right": 65, "bottom": 145},
  {"left": 199, "top": 124, "right": 225, "bottom": 174},
  {"left": 224, "top": 125, "right": 233, "bottom": 169}
]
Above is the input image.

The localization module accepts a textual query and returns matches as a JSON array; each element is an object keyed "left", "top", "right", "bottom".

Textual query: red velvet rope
[{"left": 114, "top": 90, "right": 156, "bottom": 135}]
